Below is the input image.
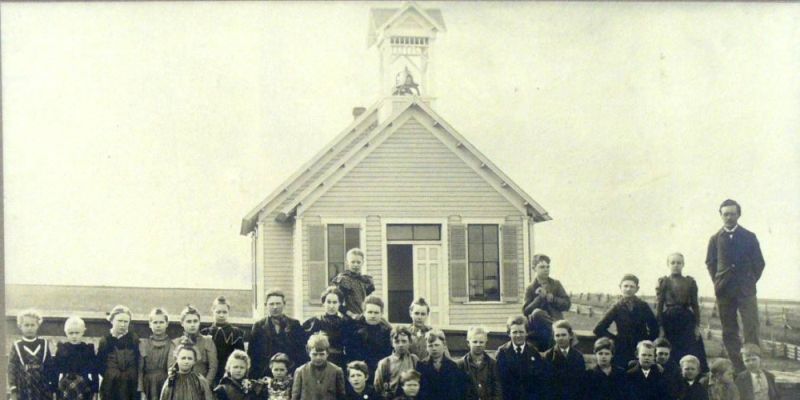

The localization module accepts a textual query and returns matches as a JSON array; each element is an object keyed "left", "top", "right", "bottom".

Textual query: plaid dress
[
  {"left": 54, "top": 342, "right": 98, "bottom": 400},
  {"left": 8, "top": 337, "right": 54, "bottom": 400}
]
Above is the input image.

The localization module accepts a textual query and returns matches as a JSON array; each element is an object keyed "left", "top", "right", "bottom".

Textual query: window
[
  {"left": 467, "top": 224, "right": 500, "bottom": 301},
  {"left": 327, "top": 224, "right": 361, "bottom": 282},
  {"left": 387, "top": 224, "right": 441, "bottom": 241}
]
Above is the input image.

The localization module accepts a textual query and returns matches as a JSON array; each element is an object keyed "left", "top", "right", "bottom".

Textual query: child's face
[
  {"left": 637, "top": 347, "right": 655, "bottom": 369},
  {"left": 347, "top": 254, "right": 364, "bottom": 274},
  {"left": 467, "top": 333, "right": 487, "bottom": 356},
  {"left": 409, "top": 305, "right": 429, "bottom": 326},
  {"left": 743, "top": 352, "right": 762, "bottom": 373},
  {"left": 553, "top": 327, "right": 571, "bottom": 349},
  {"left": 348, "top": 370, "right": 366, "bottom": 391},
  {"left": 309, "top": 348, "right": 328, "bottom": 367},
  {"left": 534, "top": 260, "right": 550, "bottom": 280},
  {"left": 620, "top": 280, "right": 639, "bottom": 298},
  {"left": 393, "top": 334, "right": 411, "bottom": 355},
  {"left": 176, "top": 349, "right": 196, "bottom": 373},
  {"left": 682, "top": 363, "right": 699, "bottom": 381},
  {"left": 364, "top": 304, "right": 382, "bottom": 325},
  {"left": 323, "top": 294, "right": 340, "bottom": 316},
  {"left": 149, "top": 315, "right": 168, "bottom": 336},
  {"left": 595, "top": 349, "right": 613, "bottom": 368},
  {"left": 182, "top": 314, "right": 201, "bottom": 335},
  {"left": 426, "top": 338, "right": 445, "bottom": 360},
  {"left": 213, "top": 305, "right": 230, "bottom": 324},
  {"left": 655, "top": 347, "right": 671, "bottom": 365},
  {"left": 111, "top": 313, "right": 131, "bottom": 336},
  {"left": 271, "top": 362, "right": 288, "bottom": 379},
  {"left": 19, "top": 317, "right": 40, "bottom": 338},
  {"left": 402, "top": 380, "right": 420, "bottom": 397},
  {"left": 65, "top": 325, "right": 84, "bottom": 344},
  {"left": 228, "top": 359, "right": 248, "bottom": 380},
  {"left": 668, "top": 254, "right": 684, "bottom": 275},
  {"left": 509, "top": 324, "right": 527, "bottom": 347}
]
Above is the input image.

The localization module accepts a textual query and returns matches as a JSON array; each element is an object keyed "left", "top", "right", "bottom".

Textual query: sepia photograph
[{"left": 2, "top": 1, "right": 799, "bottom": 399}]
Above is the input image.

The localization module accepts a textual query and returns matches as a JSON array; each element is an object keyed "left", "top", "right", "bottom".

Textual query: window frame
[
  {"left": 465, "top": 223, "right": 503, "bottom": 303},
  {"left": 322, "top": 219, "right": 366, "bottom": 285}
]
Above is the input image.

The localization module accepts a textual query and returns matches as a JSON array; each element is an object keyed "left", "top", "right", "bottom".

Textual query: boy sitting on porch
[{"left": 522, "top": 254, "right": 571, "bottom": 351}]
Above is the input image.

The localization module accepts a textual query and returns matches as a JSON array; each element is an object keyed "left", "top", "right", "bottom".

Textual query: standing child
[
  {"left": 291, "top": 333, "right": 346, "bottom": 400},
  {"left": 212, "top": 350, "right": 265, "bottom": 400},
  {"left": 8, "top": 309, "right": 54, "bottom": 400},
  {"left": 705, "top": 358, "right": 740, "bottom": 400},
  {"left": 544, "top": 320, "right": 585, "bottom": 400},
  {"left": 264, "top": 353, "right": 293, "bottom": 400},
  {"left": 496, "top": 316, "right": 553, "bottom": 400},
  {"left": 54, "top": 316, "right": 98, "bottom": 400},
  {"left": 374, "top": 326, "right": 419, "bottom": 399},
  {"left": 98, "top": 305, "right": 140, "bottom": 400},
  {"left": 522, "top": 254, "right": 571, "bottom": 351},
  {"left": 593, "top": 274, "right": 659, "bottom": 369},
  {"left": 139, "top": 308, "right": 175, "bottom": 400},
  {"left": 303, "top": 287, "right": 349, "bottom": 369},
  {"left": 585, "top": 337, "right": 627, "bottom": 400},
  {"left": 332, "top": 248, "right": 375, "bottom": 319},
  {"left": 735, "top": 344, "right": 779, "bottom": 400},
  {"left": 415, "top": 330, "right": 475, "bottom": 400},
  {"left": 407, "top": 298, "right": 432, "bottom": 360},
  {"left": 343, "top": 295, "right": 392, "bottom": 378},
  {"left": 625, "top": 341, "right": 668, "bottom": 400},
  {"left": 657, "top": 252, "right": 709, "bottom": 372},
  {"left": 392, "top": 370, "right": 421, "bottom": 400},
  {"left": 160, "top": 340, "right": 213, "bottom": 400},
  {"left": 654, "top": 338, "right": 682, "bottom": 399},
  {"left": 345, "top": 361, "right": 381, "bottom": 400},
  {"left": 201, "top": 297, "right": 245, "bottom": 386},
  {"left": 455, "top": 326, "right": 501, "bottom": 400},
  {"left": 171, "top": 306, "right": 218, "bottom": 384},
  {"left": 677, "top": 355, "right": 708, "bottom": 400}
]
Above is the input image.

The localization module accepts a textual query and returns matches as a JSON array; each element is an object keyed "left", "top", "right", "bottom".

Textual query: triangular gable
[
  {"left": 277, "top": 99, "right": 551, "bottom": 222},
  {"left": 367, "top": 2, "right": 447, "bottom": 47}
]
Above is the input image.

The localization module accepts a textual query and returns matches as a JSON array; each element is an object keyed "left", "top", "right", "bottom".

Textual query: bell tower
[{"left": 368, "top": 1, "right": 446, "bottom": 119}]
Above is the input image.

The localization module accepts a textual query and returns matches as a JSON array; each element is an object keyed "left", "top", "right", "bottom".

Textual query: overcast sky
[{"left": 3, "top": 2, "right": 799, "bottom": 300}]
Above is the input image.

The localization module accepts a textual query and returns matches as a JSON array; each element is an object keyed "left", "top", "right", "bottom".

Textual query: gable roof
[
  {"left": 240, "top": 98, "right": 551, "bottom": 235},
  {"left": 367, "top": 2, "right": 446, "bottom": 47}
]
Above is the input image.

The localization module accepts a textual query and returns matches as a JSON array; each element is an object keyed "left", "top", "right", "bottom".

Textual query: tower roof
[{"left": 367, "top": 2, "right": 446, "bottom": 47}]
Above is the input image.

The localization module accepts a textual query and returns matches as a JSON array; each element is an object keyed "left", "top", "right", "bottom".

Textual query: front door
[
  {"left": 387, "top": 244, "right": 414, "bottom": 323},
  {"left": 413, "top": 245, "right": 442, "bottom": 325}
]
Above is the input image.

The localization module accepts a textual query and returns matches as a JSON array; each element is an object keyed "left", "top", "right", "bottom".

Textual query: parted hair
[
  {"left": 362, "top": 295, "right": 384, "bottom": 312},
  {"left": 320, "top": 286, "right": 344, "bottom": 304},
  {"left": 506, "top": 315, "right": 527, "bottom": 333},
  {"left": 719, "top": 199, "right": 741, "bottom": 215}
]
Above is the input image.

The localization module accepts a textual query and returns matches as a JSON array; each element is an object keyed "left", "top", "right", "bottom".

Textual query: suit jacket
[
  {"left": 291, "top": 362, "right": 346, "bottom": 400},
  {"left": 416, "top": 357, "right": 476, "bottom": 400},
  {"left": 677, "top": 379, "right": 710, "bottom": 400},
  {"left": 456, "top": 353, "right": 501, "bottom": 400},
  {"left": 593, "top": 297, "right": 659, "bottom": 368},
  {"left": 522, "top": 278, "right": 571, "bottom": 321},
  {"left": 584, "top": 365, "right": 627, "bottom": 400},
  {"left": 625, "top": 364, "right": 668, "bottom": 400},
  {"left": 735, "top": 370, "right": 779, "bottom": 400},
  {"left": 543, "top": 346, "right": 585, "bottom": 400},
  {"left": 705, "top": 225, "right": 765, "bottom": 298},
  {"left": 495, "top": 342, "right": 553, "bottom": 400},
  {"left": 247, "top": 315, "right": 307, "bottom": 379}
]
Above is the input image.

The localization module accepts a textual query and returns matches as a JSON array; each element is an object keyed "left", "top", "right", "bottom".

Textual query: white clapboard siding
[{"left": 261, "top": 212, "right": 296, "bottom": 317}]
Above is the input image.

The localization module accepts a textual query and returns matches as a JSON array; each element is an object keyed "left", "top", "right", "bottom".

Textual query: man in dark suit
[
  {"left": 496, "top": 316, "right": 552, "bottom": 400},
  {"left": 735, "top": 344, "right": 780, "bottom": 400},
  {"left": 706, "top": 199, "right": 766, "bottom": 372},
  {"left": 247, "top": 289, "right": 308, "bottom": 378}
]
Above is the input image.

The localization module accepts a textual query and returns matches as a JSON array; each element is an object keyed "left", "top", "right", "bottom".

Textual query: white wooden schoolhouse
[{"left": 241, "top": 2, "right": 551, "bottom": 329}]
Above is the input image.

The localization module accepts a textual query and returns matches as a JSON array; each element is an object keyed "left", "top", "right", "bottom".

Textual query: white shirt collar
[
  {"left": 642, "top": 368, "right": 651, "bottom": 378},
  {"left": 21, "top": 336, "right": 38, "bottom": 342},
  {"left": 723, "top": 225, "right": 739, "bottom": 233}
]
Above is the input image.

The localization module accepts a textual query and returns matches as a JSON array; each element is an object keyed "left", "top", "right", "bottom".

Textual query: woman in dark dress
[
  {"left": 302, "top": 287, "right": 349, "bottom": 369},
  {"left": 98, "top": 305, "right": 140, "bottom": 400}
]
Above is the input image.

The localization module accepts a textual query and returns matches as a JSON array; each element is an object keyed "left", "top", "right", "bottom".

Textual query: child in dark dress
[
  {"left": 543, "top": 320, "right": 585, "bottom": 400},
  {"left": 140, "top": 308, "right": 175, "bottom": 400},
  {"left": 345, "top": 361, "right": 382, "bottom": 400},
  {"left": 594, "top": 274, "right": 659, "bottom": 369},
  {"left": 332, "top": 248, "right": 375, "bottom": 319},
  {"left": 201, "top": 296, "right": 245, "bottom": 386},
  {"left": 343, "top": 296, "right": 392, "bottom": 378},
  {"left": 585, "top": 338, "right": 627, "bottom": 400},
  {"left": 159, "top": 341, "right": 213, "bottom": 400},
  {"left": 8, "top": 309, "right": 54, "bottom": 400},
  {"left": 303, "top": 287, "right": 349, "bottom": 369},
  {"left": 264, "top": 353, "right": 293, "bottom": 400},
  {"left": 213, "top": 350, "right": 265, "bottom": 400},
  {"left": 98, "top": 305, "right": 140, "bottom": 400},
  {"left": 54, "top": 316, "right": 98, "bottom": 400}
]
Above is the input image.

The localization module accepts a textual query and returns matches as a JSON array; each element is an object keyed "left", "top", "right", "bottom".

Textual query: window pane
[
  {"left": 468, "top": 242, "right": 483, "bottom": 261},
  {"left": 328, "top": 262, "right": 344, "bottom": 282},
  {"left": 483, "top": 243, "right": 498, "bottom": 262},
  {"left": 468, "top": 225, "right": 483, "bottom": 244},
  {"left": 345, "top": 227, "right": 360, "bottom": 251},
  {"left": 327, "top": 225, "right": 345, "bottom": 272},
  {"left": 470, "top": 281, "right": 484, "bottom": 296},
  {"left": 469, "top": 262, "right": 483, "bottom": 280},
  {"left": 413, "top": 225, "right": 440, "bottom": 240},
  {"left": 483, "top": 225, "right": 498, "bottom": 243},
  {"left": 387, "top": 225, "right": 413, "bottom": 240}
]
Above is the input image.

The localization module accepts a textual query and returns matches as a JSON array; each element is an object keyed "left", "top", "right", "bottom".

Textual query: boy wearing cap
[{"left": 734, "top": 344, "right": 779, "bottom": 400}]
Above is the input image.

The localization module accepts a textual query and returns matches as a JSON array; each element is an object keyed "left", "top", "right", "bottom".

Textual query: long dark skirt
[{"left": 662, "top": 306, "right": 709, "bottom": 372}]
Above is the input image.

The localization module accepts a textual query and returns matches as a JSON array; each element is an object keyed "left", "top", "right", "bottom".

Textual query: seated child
[
  {"left": 343, "top": 295, "right": 392, "bottom": 377},
  {"left": 213, "top": 350, "right": 265, "bottom": 400},
  {"left": 291, "top": 333, "right": 346, "bottom": 400},
  {"left": 160, "top": 340, "right": 213, "bottom": 400},
  {"left": 345, "top": 361, "right": 381, "bottom": 400},
  {"left": 523, "top": 254, "right": 571, "bottom": 351},
  {"left": 407, "top": 298, "right": 433, "bottom": 360},
  {"left": 544, "top": 320, "right": 585, "bottom": 400},
  {"left": 734, "top": 344, "right": 779, "bottom": 400},
  {"left": 455, "top": 326, "right": 501, "bottom": 400},
  {"left": 54, "top": 316, "right": 98, "bottom": 400},
  {"left": 98, "top": 305, "right": 140, "bottom": 400},
  {"left": 332, "top": 248, "right": 375, "bottom": 319},
  {"left": 171, "top": 305, "right": 218, "bottom": 384},
  {"left": 264, "top": 353, "right": 293, "bottom": 400},
  {"left": 201, "top": 296, "right": 245, "bottom": 386},
  {"left": 375, "top": 326, "right": 419, "bottom": 399},
  {"left": 625, "top": 340, "right": 668, "bottom": 400},
  {"left": 657, "top": 253, "right": 709, "bottom": 372},
  {"left": 654, "top": 337, "right": 682, "bottom": 399},
  {"left": 9, "top": 309, "right": 54, "bottom": 400},
  {"left": 585, "top": 337, "right": 627, "bottom": 400},
  {"left": 705, "top": 358, "right": 740, "bottom": 400},
  {"left": 594, "top": 274, "right": 659, "bottom": 369},
  {"left": 677, "top": 355, "right": 708, "bottom": 400},
  {"left": 303, "top": 287, "right": 349, "bottom": 368},
  {"left": 393, "top": 370, "right": 421, "bottom": 400},
  {"left": 140, "top": 308, "right": 175, "bottom": 400}
]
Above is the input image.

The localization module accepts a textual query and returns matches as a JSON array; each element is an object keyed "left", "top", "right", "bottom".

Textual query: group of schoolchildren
[{"left": 9, "top": 248, "right": 780, "bottom": 400}]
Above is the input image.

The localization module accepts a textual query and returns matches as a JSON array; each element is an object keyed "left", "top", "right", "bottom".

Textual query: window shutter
[
  {"left": 501, "top": 224, "right": 519, "bottom": 302},
  {"left": 449, "top": 223, "right": 468, "bottom": 303},
  {"left": 308, "top": 223, "right": 326, "bottom": 305}
]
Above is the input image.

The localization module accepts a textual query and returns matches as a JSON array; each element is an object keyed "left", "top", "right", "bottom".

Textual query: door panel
[{"left": 414, "top": 244, "right": 442, "bottom": 325}]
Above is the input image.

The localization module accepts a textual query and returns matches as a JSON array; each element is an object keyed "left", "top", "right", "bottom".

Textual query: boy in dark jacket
[
  {"left": 496, "top": 316, "right": 552, "bottom": 400},
  {"left": 543, "top": 320, "right": 584, "bottom": 400},
  {"left": 625, "top": 341, "right": 668, "bottom": 400},
  {"left": 735, "top": 344, "right": 779, "bottom": 400},
  {"left": 584, "top": 337, "right": 627, "bottom": 400}
]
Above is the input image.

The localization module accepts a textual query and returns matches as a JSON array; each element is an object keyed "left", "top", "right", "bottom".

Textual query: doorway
[{"left": 387, "top": 244, "right": 413, "bottom": 323}]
